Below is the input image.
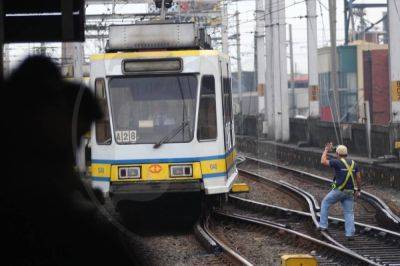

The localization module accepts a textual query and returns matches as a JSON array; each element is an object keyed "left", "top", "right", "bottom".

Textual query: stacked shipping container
[
  {"left": 363, "top": 50, "right": 390, "bottom": 125},
  {"left": 317, "top": 41, "right": 389, "bottom": 124}
]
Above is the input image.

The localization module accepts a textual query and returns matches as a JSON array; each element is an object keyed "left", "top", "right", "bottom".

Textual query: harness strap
[{"left": 337, "top": 158, "right": 355, "bottom": 191}]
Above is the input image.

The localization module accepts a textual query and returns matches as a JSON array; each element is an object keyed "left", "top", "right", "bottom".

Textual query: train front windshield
[{"left": 109, "top": 75, "right": 198, "bottom": 145}]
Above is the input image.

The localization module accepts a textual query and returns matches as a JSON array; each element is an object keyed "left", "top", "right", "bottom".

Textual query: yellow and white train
[{"left": 89, "top": 23, "right": 237, "bottom": 202}]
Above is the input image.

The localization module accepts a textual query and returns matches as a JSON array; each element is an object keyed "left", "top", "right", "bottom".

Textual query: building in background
[
  {"left": 231, "top": 71, "right": 309, "bottom": 118},
  {"left": 288, "top": 74, "right": 309, "bottom": 118}
]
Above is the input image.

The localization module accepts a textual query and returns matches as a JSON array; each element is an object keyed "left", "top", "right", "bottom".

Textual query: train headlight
[
  {"left": 118, "top": 166, "right": 141, "bottom": 179},
  {"left": 170, "top": 165, "right": 192, "bottom": 177}
]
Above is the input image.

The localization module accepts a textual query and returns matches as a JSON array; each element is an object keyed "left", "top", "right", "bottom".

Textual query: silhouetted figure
[{"left": 1, "top": 56, "right": 135, "bottom": 265}]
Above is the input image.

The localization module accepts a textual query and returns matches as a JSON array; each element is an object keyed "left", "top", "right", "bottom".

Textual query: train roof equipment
[{"left": 106, "top": 22, "right": 212, "bottom": 52}]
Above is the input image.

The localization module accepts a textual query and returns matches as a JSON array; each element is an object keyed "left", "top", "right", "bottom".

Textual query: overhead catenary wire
[{"left": 226, "top": 0, "right": 307, "bottom": 29}]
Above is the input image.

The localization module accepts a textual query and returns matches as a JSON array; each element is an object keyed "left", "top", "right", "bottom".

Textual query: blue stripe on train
[
  {"left": 92, "top": 147, "right": 235, "bottom": 165},
  {"left": 92, "top": 176, "right": 110, "bottom": 182}
]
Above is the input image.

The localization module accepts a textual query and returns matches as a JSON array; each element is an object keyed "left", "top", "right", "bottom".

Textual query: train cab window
[
  {"left": 95, "top": 78, "right": 112, "bottom": 145},
  {"left": 109, "top": 75, "right": 198, "bottom": 144},
  {"left": 197, "top": 75, "right": 217, "bottom": 141}
]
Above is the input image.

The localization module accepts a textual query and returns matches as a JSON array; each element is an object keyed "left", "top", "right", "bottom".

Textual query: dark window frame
[
  {"left": 197, "top": 75, "right": 218, "bottom": 142},
  {"left": 222, "top": 76, "right": 234, "bottom": 150},
  {"left": 95, "top": 78, "right": 112, "bottom": 145}
]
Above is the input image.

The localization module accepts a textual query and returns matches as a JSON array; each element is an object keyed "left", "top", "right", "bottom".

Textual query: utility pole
[
  {"left": 62, "top": 43, "right": 84, "bottom": 78},
  {"left": 271, "top": 0, "right": 281, "bottom": 141},
  {"left": 255, "top": 0, "right": 265, "bottom": 114},
  {"left": 289, "top": 24, "right": 295, "bottom": 117},
  {"left": 329, "top": 0, "right": 342, "bottom": 143},
  {"left": 160, "top": 0, "right": 166, "bottom": 20},
  {"left": 278, "top": 0, "right": 289, "bottom": 141},
  {"left": 307, "top": 0, "right": 319, "bottom": 118},
  {"left": 265, "top": 0, "right": 274, "bottom": 136},
  {"left": 388, "top": 0, "right": 400, "bottom": 123},
  {"left": 265, "top": 0, "right": 289, "bottom": 141},
  {"left": 235, "top": 11, "right": 242, "bottom": 115},
  {"left": 269, "top": 0, "right": 289, "bottom": 141},
  {"left": 221, "top": 0, "right": 229, "bottom": 54}
]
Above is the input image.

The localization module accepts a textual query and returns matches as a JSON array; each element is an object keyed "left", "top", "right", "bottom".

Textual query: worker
[{"left": 319, "top": 143, "right": 362, "bottom": 241}]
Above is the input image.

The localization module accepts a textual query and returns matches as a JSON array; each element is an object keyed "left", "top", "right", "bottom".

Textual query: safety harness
[{"left": 331, "top": 158, "right": 355, "bottom": 191}]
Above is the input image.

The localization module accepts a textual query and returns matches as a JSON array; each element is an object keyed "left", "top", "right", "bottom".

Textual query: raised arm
[{"left": 321, "top": 142, "right": 332, "bottom": 166}]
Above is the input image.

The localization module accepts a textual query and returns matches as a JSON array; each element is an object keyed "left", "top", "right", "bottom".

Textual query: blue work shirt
[{"left": 329, "top": 158, "right": 359, "bottom": 190}]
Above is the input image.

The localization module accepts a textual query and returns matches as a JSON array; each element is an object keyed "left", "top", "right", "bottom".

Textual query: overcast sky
[
  {"left": 230, "top": 0, "right": 387, "bottom": 73},
  {"left": 5, "top": 0, "right": 388, "bottom": 74}
]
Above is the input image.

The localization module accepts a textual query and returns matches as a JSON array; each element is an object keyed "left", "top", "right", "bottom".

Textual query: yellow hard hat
[{"left": 336, "top": 145, "right": 348, "bottom": 156}]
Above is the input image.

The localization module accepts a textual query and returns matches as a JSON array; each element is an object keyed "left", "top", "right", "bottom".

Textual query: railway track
[
  {"left": 214, "top": 210, "right": 373, "bottom": 265},
  {"left": 239, "top": 155, "right": 400, "bottom": 231},
  {"left": 195, "top": 216, "right": 253, "bottom": 265},
  {"left": 195, "top": 208, "right": 374, "bottom": 265},
  {"left": 234, "top": 167, "right": 400, "bottom": 265}
]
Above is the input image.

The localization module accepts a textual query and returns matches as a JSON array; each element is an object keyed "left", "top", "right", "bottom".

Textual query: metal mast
[
  {"left": 307, "top": 0, "right": 319, "bottom": 118},
  {"left": 389, "top": 0, "right": 400, "bottom": 123}
]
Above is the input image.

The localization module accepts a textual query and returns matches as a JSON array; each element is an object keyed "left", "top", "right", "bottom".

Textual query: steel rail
[
  {"left": 196, "top": 215, "right": 253, "bottom": 266},
  {"left": 194, "top": 221, "right": 220, "bottom": 253},
  {"left": 229, "top": 194, "right": 400, "bottom": 239},
  {"left": 242, "top": 155, "right": 400, "bottom": 230},
  {"left": 213, "top": 210, "right": 376, "bottom": 266},
  {"left": 236, "top": 168, "right": 400, "bottom": 265},
  {"left": 240, "top": 169, "right": 349, "bottom": 250}
]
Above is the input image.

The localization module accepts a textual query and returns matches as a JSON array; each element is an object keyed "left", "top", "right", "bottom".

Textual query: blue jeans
[{"left": 319, "top": 189, "right": 355, "bottom": 237}]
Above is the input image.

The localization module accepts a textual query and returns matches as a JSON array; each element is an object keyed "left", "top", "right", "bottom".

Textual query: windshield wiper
[{"left": 153, "top": 121, "right": 189, "bottom": 149}]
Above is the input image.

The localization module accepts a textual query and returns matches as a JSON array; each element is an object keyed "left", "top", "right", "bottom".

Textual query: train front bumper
[{"left": 109, "top": 180, "right": 202, "bottom": 201}]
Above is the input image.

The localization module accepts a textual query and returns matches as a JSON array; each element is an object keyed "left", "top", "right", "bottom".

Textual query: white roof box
[{"left": 107, "top": 22, "right": 211, "bottom": 51}]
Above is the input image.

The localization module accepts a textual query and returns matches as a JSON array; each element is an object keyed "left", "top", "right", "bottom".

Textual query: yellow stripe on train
[
  {"left": 92, "top": 163, "right": 111, "bottom": 178},
  {"left": 110, "top": 162, "right": 202, "bottom": 182},
  {"left": 90, "top": 50, "right": 221, "bottom": 61},
  {"left": 200, "top": 158, "right": 227, "bottom": 175},
  {"left": 92, "top": 149, "right": 236, "bottom": 182}
]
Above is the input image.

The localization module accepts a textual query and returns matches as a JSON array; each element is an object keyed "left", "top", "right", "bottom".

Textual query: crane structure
[{"left": 344, "top": 0, "right": 387, "bottom": 44}]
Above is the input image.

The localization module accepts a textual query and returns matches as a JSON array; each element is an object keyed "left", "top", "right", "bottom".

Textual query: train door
[{"left": 220, "top": 62, "right": 234, "bottom": 173}]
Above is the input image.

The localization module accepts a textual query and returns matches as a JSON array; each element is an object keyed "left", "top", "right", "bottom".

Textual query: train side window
[
  {"left": 197, "top": 75, "right": 217, "bottom": 141},
  {"left": 95, "top": 78, "right": 112, "bottom": 145}
]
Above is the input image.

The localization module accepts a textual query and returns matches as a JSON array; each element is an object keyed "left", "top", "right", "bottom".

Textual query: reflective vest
[{"left": 331, "top": 158, "right": 356, "bottom": 191}]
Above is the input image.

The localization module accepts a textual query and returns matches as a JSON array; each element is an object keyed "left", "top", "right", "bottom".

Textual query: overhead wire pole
[
  {"left": 388, "top": 0, "right": 400, "bottom": 124},
  {"left": 255, "top": 0, "right": 265, "bottom": 114},
  {"left": 328, "top": 0, "right": 342, "bottom": 144},
  {"left": 278, "top": 0, "right": 289, "bottom": 141},
  {"left": 160, "top": 0, "right": 166, "bottom": 20},
  {"left": 62, "top": 43, "right": 84, "bottom": 78},
  {"left": 235, "top": 11, "right": 243, "bottom": 117},
  {"left": 271, "top": 0, "right": 281, "bottom": 141},
  {"left": 61, "top": 0, "right": 83, "bottom": 79},
  {"left": 264, "top": 0, "right": 274, "bottom": 137},
  {"left": 221, "top": 0, "right": 229, "bottom": 54},
  {"left": 307, "top": 0, "right": 319, "bottom": 118},
  {"left": 289, "top": 24, "right": 295, "bottom": 117}
]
